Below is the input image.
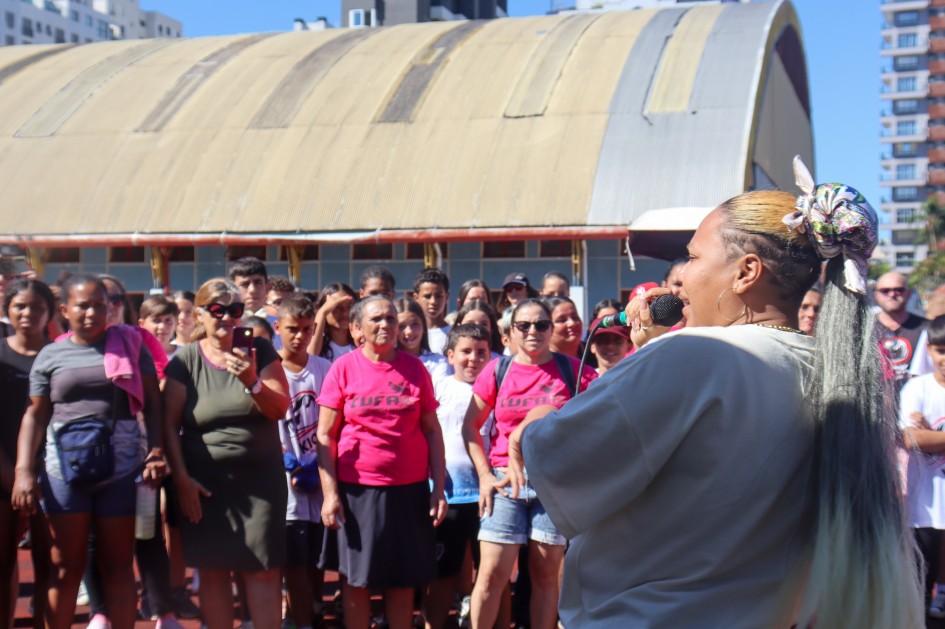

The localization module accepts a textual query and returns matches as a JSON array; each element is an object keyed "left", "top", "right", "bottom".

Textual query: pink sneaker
[
  {"left": 86, "top": 614, "right": 111, "bottom": 629},
  {"left": 156, "top": 614, "right": 185, "bottom": 629}
]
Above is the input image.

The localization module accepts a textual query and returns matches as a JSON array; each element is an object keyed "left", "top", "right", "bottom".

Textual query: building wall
[
  {"left": 1, "top": 0, "right": 180, "bottom": 46},
  {"left": 880, "top": 0, "right": 934, "bottom": 271}
]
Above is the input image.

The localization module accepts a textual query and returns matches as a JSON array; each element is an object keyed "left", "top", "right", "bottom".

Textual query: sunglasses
[
  {"left": 512, "top": 320, "right": 552, "bottom": 333},
  {"left": 107, "top": 293, "right": 125, "bottom": 305},
  {"left": 876, "top": 287, "right": 907, "bottom": 296},
  {"left": 203, "top": 302, "right": 246, "bottom": 320}
]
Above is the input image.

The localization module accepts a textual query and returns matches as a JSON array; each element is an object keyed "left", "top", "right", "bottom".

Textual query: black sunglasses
[
  {"left": 876, "top": 287, "right": 907, "bottom": 296},
  {"left": 107, "top": 293, "right": 125, "bottom": 305},
  {"left": 512, "top": 320, "right": 552, "bottom": 333},
  {"left": 204, "top": 302, "right": 246, "bottom": 320}
]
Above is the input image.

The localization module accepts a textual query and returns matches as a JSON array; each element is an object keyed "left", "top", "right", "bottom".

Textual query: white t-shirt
[
  {"left": 434, "top": 376, "right": 479, "bottom": 504},
  {"left": 328, "top": 340, "right": 355, "bottom": 362},
  {"left": 523, "top": 326, "right": 817, "bottom": 629},
  {"left": 427, "top": 325, "right": 451, "bottom": 355},
  {"left": 420, "top": 349, "right": 449, "bottom": 384},
  {"left": 910, "top": 330, "right": 933, "bottom": 377},
  {"left": 899, "top": 373, "right": 945, "bottom": 529},
  {"left": 280, "top": 355, "right": 332, "bottom": 522}
]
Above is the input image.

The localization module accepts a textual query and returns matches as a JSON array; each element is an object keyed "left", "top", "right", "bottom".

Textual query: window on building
[
  {"left": 4, "top": 12, "right": 14, "bottom": 29},
  {"left": 71, "top": 10, "right": 79, "bottom": 22},
  {"left": 894, "top": 186, "right": 920, "bottom": 201},
  {"left": 85, "top": 15, "right": 93, "bottom": 26},
  {"left": 45, "top": 24, "right": 52, "bottom": 36},
  {"left": 46, "top": 248, "right": 80, "bottom": 264},
  {"left": 21, "top": 18, "right": 32, "bottom": 37},
  {"left": 895, "top": 56, "right": 920, "bottom": 71},
  {"left": 225, "top": 245, "right": 267, "bottom": 261},
  {"left": 539, "top": 240, "right": 573, "bottom": 257},
  {"left": 897, "top": 120, "right": 917, "bottom": 136},
  {"left": 349, "top": 9, "right": 364, "bottom": 27},
  {"left": 894, "top": 99, "right": 919, "bottom": 115},
  {"left": 97, "top": 19, "right": 108, "bottom": 39},
  {"left": 70, "top": 33, "right": 78, "bottom": 43},
  {"left": 352, "top": 243, "right": 393, "bottom": 260},
  {"left": 899, "top": 33, "right": 918, "bottom": 48},
  {"left": 55, "top": 28, "right": 64, "bottom": 43},
  {"left": 169, "top": 247, "right": 195, "bottom": 262},
  {"left": 894, "top": 142, "right": 919, "bottom": 157},
  {"left": 896, "top": 251, "right": 916, "bottom": 267},
  {"left": 897, "top": 164, "right": 917, "bottom": 180},
  {"left": 278, "top": 245, "right": 320, "bottom": 261},
  {"left": 898, "top": 76, "right": 917, "bottom": 92},
  {"left": 482, "top": 241, "right": 526, "bottom": 258},
  {"left": 893, "top": 230, "right": 920, "bottom": 246},
  {"left": 108, "top": 247, "right": 145, "bottom": 263},
  {"left": 4, "top": 36, "right": 14, "bottom": 46},
  {"left": 895, "top": 11, "right": 920, "bottom": 27},
  {"left": 896, "top": 208, "right": 917, "bottom": 223},
  {"left": 157, "top": 24, "right": 163, "bottom": 35},
  {"left": 405, "top": 243, "right": 449, "bottom": 259}
]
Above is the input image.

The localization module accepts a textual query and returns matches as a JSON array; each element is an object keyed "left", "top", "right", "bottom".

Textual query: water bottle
[{"left": 135, "top": 477, "right": 157, "bottom": 540}]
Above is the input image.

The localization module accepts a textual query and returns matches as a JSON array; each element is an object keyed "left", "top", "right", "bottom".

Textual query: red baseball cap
[
  {"left": 630, "top": 282, "right": 659, "bottom": 300},
  {"left": 589, "top": 317, "right": 630, "bottom": 340}
]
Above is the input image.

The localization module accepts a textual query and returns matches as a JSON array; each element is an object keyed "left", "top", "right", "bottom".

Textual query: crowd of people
[{"left": 0, "top": 161, "right": 942, "bottom": 628}]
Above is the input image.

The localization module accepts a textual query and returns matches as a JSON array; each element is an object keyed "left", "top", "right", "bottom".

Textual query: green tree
[{"left": 916, "top": 196, "right": 945, "bottom": 251}]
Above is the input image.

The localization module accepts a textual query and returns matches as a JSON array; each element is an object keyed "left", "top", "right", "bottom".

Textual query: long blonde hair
[
  {"left": 190, "top": 278, "right": 241, "bottom": 342},
  {"left": 721, "top": 191, "right": 923, "bottom": 628}
]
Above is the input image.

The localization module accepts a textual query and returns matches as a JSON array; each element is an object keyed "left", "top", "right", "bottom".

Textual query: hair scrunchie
[{"left": 781, "top": 155, "right": 878, "bottom": 295}]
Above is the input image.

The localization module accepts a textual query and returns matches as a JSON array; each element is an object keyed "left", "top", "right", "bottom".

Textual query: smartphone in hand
[{"left": 232, "top": 326, "right": 254, "bottom": 353}]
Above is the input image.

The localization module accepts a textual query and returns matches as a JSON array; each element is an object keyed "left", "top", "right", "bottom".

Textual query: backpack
[{"left": 494, "top": 352, "right": 578, "bottom": 399}]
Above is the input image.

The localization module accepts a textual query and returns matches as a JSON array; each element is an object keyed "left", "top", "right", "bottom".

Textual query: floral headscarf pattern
[{"left": 781, "top": 156, "right": 878, "bottom": 295}]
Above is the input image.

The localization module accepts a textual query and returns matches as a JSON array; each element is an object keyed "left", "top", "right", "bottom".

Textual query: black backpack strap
[
  {"left": 552, "top": 352, "right": 578, "bottom": 398},
  {"left": 494, "top": 354, "right": 514, "bottom": 395}
]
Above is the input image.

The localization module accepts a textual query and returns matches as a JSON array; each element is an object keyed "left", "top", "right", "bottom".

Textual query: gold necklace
[{"left": 753, "top": 323, "right": 806, "bottom": 335}]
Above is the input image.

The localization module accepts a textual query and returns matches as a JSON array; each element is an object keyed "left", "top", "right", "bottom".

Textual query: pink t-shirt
[
  {"left": 318, "top": 348, "right": 438, "bottom": 486},
  {"left": 472, "top": 355, "right": 597, "bottom": 468}
]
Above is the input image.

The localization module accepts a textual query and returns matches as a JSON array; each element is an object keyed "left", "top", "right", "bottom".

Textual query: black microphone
[{"left": 598, "top": 294, "right": 685, "bottom": 329}]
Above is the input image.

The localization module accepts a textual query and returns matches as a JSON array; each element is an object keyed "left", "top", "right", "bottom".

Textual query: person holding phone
[{"left": 163, "top": 278, "right": 290, "bottom": 629}]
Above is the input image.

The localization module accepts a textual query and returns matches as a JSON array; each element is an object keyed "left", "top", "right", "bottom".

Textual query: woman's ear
[{"left": 733, "top": 253, "right": 764, "bottom": 294}]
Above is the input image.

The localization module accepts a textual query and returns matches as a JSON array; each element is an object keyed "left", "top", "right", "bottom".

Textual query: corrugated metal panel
[
  {"left": 647, "top": 4, "right": 724, "bottom": 113},
  {"left": 139, "top": 34, "right": 274, "bottom": 133},
  {"left": 378, "top": 20, "right": 484, "bottom": 123},
  {"left": 249, "top": 29, "right": 372, "bottom": 129},
  {"left": 504, "top": 14, "right": 598, "bottom": 118},
  {"left": 545, "top": 9, "right": 659, "bottom": 116},
  {"left": 0, "top": 45, "right": 69, "bottom": 86},
  {"left": 0, "top": 3, "right": 807, "bottom": 239},
  {"left": 15, "top": 39, "right": 173, "bottom": 138}
]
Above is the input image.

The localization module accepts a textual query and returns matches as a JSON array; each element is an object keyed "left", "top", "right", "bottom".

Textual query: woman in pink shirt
[
  {"left": 462, "top": 298, "right": 596, "bottom": 629},
  {"left": 317, "top": 295, "right": 447, "bottom": 629}
]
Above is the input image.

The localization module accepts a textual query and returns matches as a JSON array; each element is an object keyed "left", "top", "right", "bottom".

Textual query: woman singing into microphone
[{"left": 511, "top": 159, "right": 923, "bottom": 628}]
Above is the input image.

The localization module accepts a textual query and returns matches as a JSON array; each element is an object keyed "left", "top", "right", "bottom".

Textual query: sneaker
[
  {"left": 87, "top": 613, "right": 111, "bottom": 629},
  {"left": 458, "top": 595, "right": 471, "bottom": 628},
  {"left": 930, "top": 589, "right": 945, "bottom": 619},
  {"left": 156, "top": 614, "right": 186, "bottom": 629},
  {"left": 171, "top": 587, "right": 201, "bottom": 620},
  {"left": 76, "top": 581, "right": 90, "bottom": 607}
]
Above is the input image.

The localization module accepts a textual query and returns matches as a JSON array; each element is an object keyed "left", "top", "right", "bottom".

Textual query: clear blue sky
[{"left": 143, "top": 0, "right": 880, "bottom": 209}]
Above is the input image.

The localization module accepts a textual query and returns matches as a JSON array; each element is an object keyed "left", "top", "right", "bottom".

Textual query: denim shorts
[
  {"left": 40, "top": 472, "right": 137, "bottom": 517},
  {"left": 478, "top": 469, "right": 566, "bottom": 546}
]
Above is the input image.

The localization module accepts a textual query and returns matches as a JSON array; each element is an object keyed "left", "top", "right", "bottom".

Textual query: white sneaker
[
  {"left": 76, "top": 581, "right": 90, "bottom": 607},
  {"left": 86, "top": 613, "right": 111, "bottom": 629}
]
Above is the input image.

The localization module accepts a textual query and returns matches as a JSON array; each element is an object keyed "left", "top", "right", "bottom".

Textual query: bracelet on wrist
[{"left": 243, "top": 379, "right": 263, "bottom": 395}]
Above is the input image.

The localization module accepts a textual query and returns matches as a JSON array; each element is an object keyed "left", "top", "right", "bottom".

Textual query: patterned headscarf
[{"left": 781, "top": 156, "right": 878, "bottom": 295}]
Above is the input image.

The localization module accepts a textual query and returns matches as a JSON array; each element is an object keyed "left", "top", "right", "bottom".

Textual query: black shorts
[
  {"left": 435, "top": 503, "right": 479, "bottom": 579},
  {"left": 286, "top": 520, "right": 324, "bottom": 567}
]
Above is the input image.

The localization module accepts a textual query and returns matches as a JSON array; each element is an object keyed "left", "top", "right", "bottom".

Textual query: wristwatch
[{"left": 244, "top": 379, "right": 263, "bottom": 395}]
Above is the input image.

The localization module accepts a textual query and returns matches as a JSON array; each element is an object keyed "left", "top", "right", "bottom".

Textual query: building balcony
[
  {"left": 934, "top": 0, "right": 945, "bottom": 7},
  {"left": 883, "top": 0, "right": 933, "bottom": 14},
  {"left": 932, "top": 82, "right": 945, "bottom": 97},
  {"left": 933, "top": 15, "right": 945, "bottom": 30},
  {"left": 930, "top": 104, "right": 945, "bottom": 119},
  {"left": 930, "top": 147, "right": 945, "bottom": 162},
  {"left": 931, "top": 38, "right": 945, "bottom": 53},
  {"left": 930, "top": 126, "right": 945, "bottom": 140},
  {"left": 930, "top": 170, "right": 945, "bottom": 185}
]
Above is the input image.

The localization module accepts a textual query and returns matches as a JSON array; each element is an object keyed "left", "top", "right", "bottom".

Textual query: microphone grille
[{"left": 650, "top": 294, "right": 684, "bottom": 327}]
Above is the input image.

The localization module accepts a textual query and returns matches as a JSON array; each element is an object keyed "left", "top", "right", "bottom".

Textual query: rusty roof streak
[
  {"left": 0, "top": 46, "right": 71, "bottom": 88},
  {"left": 137, "top": 34, "right": 274, "bottom": 133},
  {"left": 250, "top": 28, "right": 377, "bottom": 130},
  {"left": 377, "top": 20, "right": 485, "bottom": 124}
]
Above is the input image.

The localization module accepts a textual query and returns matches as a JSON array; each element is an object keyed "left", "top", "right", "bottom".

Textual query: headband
[{"left": 781, "top": 156, "right": 878, "bottom": 295}]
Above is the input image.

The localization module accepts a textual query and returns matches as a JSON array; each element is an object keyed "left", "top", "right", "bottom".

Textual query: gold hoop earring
[{"left": 716, "top": 287, "right": 747, "bottom": 323}]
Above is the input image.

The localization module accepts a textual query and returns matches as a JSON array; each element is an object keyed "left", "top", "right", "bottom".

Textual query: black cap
[{"left": 503, "top": 272, "right": 529, "bottom": 288}]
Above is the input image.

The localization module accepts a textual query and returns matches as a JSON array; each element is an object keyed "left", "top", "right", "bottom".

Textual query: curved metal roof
[{"left": 0, "top": 0, "right": 810, "bottom": 246}]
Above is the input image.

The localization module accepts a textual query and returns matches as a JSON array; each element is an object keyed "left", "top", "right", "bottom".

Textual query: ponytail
[{"left": 796, "top": 257, "right": 922, "bottom": 628}]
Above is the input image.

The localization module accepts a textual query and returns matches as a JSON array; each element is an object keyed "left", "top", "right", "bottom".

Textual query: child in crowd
[
  {"left": 359, "top": 265, "right": 396, "bottom": 299},
  {"left": 276, "top": 294, "right": 332, "bottom": 629},
  {"left": 423, "top": 324, "right": 492, "bottom": 629},
  {"left": 139, "top": 295, "right": 180, "bottom": 359},
  {"left": 413, "top": 268, "right": 451, "bottom": 354},
  {"left": 394, "top": 297, "right": 448, "bottom": 381},
  {"left": 588, "top": 318, "right": 630, "bottom": 375},
  {"left": 900, "top": 314, "right": 945, "bottom": 617}
]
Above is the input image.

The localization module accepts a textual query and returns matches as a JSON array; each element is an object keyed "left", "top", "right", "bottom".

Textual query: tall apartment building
[
  {"left": 340, "top": 0, "right": 506, "bottom": 28},
  {"left": 880, "top": 0, "right": 945, "bottom": 272},
  {"left": 1, "top": 0, "right": 181, "bottom": 47}
]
